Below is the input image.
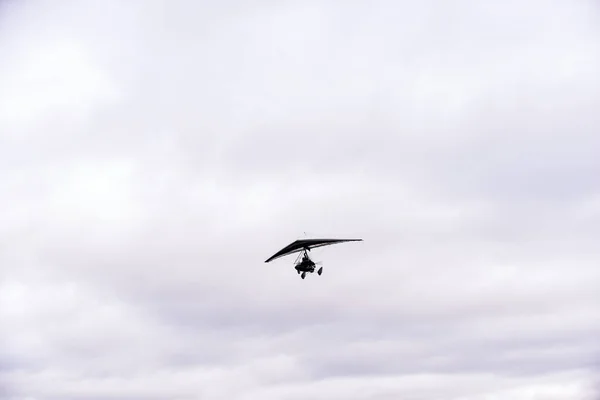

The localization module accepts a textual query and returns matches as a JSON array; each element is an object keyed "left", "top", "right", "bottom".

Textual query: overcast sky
[{"left": 1, "top": 0, "right": 600, "bottom": 399}]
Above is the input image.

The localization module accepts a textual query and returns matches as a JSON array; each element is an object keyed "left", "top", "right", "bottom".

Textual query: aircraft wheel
[
  {"left": 318, "top": 267, "right": 323, "bottom": 275},
  {"left": 301, "top": 272, "right": 306, "bottom": 279}
]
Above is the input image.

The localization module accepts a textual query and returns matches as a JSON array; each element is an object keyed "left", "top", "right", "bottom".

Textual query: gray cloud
[{"left": 1, "top": 0, "right": 600, "bottom": 399}]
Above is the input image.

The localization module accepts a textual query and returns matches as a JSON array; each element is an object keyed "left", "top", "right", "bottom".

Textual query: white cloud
[
  {"left": 0, "top": 39, "right": 120, "bottom": 127},
  {"left": 1, "top": 0, "right": 599, "bottom": 399}
]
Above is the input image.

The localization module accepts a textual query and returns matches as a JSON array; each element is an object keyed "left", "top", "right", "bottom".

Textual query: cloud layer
[{"left": 1, "top": 0, "right": 599, "bottom": 399}]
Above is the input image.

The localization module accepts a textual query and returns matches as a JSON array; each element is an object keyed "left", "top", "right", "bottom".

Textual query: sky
[{"left": 1, "top": 0, "right": 600, "bottom": 399}]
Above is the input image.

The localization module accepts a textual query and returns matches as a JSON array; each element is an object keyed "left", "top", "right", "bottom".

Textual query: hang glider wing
[{"left": 264, "top": 238, "right": 362, "bottom": 263}]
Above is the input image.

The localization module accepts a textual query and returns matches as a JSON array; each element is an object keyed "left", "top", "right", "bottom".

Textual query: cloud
[{"left": 1, "top": 0, "right": 599, "bottom": 399}]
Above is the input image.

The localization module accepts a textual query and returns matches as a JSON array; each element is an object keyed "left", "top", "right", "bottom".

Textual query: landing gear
[{"left": 298, "top": 266, "right": 323, "bottom": 279}]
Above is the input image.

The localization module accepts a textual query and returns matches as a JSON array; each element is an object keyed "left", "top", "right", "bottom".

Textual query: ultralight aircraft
[{"left": 265, "top": 238, "right": 362, "bottom": 279}]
